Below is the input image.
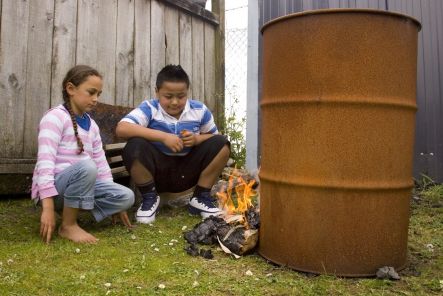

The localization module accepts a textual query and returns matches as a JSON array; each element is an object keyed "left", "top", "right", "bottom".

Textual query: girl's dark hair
[
  {"left": 155, "top": 64, "right": 190, "bottom": 90},
  {"left": 62, "top": 65, "right": 102, "bottom": 154}
]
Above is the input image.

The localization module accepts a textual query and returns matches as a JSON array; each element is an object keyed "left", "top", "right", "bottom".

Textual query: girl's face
[
  {"left": 66, "top": 75, "right": 103, "bottom": 115},
  {"left": 156, "top": 81, "right": 188, "bottom": 119}
]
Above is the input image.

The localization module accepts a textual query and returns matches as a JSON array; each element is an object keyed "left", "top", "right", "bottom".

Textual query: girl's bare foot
[{"left": 59, "top": 224, "right": 97, "bottom": 243}]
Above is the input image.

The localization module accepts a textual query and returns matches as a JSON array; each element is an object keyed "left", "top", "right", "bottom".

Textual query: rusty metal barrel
[{"left": 259, "top": 9, "right": 421, "bottom": 276}]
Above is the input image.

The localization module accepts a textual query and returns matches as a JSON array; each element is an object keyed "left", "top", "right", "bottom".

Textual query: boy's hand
[
  {"left": 40, "top": 208, "right": 56, "bottom": 244},
  {"left": 163, "top": 133, "right": 184, "bottom": 152},
  {"left": 181, "top": 130, "right": 197, "bottom": 147}
]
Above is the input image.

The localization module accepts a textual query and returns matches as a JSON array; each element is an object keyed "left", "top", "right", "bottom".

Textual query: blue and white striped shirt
[{"left": 120, "top": 99, "right": 218, "bottom": 155}]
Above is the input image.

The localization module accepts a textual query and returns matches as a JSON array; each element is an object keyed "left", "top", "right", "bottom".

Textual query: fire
[{"left": 216, "top": 168, "right": 256, "bottom": 216}]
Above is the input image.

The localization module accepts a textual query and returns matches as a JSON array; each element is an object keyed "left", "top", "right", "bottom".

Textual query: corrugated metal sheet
[{"left": 258, "top": 0, "right": 443, "bottom": 182}]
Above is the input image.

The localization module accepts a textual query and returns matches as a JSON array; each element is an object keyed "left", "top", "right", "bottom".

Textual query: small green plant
[
  {"left": 415, "top": 173, "right": 443, "bottom": 204},
  {"left": 221, "top": 96, "right": 246, "bottom": 168}
]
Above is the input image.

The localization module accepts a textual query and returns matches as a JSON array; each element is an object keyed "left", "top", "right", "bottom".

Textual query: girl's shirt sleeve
[
  {"left": 91, "top": 120, "right": 113, "bottom": 182},
  {"left": 33, "top": 111, "right": 64, "bottom": 199}
]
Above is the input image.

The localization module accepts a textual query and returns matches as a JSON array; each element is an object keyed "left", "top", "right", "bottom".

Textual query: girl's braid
[{"left": 64, "top": 101, "right": 84, "bottom": 154}]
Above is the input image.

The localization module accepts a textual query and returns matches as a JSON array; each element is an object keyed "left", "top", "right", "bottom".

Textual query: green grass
[{"left": 0, "top": 191, "right": 441, "bottom": 296}]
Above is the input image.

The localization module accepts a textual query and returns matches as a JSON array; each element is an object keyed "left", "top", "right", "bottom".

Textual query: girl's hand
[
  {"left": 181, "top": 130, "right": 197, "bottom": 147},
  {"left": 40, "top": 208, "right": 56, "bottom": 244},
  {"left": 163, "top": 133, "right": 183, "bottom": 152},
  {"left": 112, "top": 211, "right": 133, "bottom": 229}
]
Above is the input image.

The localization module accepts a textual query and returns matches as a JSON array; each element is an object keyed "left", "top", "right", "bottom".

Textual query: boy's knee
[
  {"left": 211, "top": 134, "right": 229, "bottom": 146},
  {"left": 123, "top": 137, "right": 150, "bottom": 160}
]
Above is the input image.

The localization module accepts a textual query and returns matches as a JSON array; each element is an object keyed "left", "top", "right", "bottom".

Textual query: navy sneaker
[
  {"left": 189, "top": 192, "right": 222, "bottom": 218},
  {"left": 136, "top": 194, "right": 160, "bottom": 224}
]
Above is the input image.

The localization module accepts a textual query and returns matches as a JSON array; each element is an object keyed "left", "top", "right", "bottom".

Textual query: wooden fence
[{"left": 0, "top": 0, "right": 225, "bottom": 180}]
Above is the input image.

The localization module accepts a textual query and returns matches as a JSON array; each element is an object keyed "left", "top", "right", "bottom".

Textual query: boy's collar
[{"left": 156, "top": 99, "right": 190, "bottom": 118}]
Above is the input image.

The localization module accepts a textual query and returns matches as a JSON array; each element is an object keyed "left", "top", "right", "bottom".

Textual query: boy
[{"left": 116, "top": 65, "right": 230, "bottom": 223}]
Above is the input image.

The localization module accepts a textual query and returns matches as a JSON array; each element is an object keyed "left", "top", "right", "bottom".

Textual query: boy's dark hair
[
  {"left": 62, "top": 65, "right": 102, "bottom": 154},
  {"left": 156, "top": 64, "right": 190, "bottom": 90}
]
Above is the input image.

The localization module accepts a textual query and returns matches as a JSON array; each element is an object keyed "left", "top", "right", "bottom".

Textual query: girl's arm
[
  {"left": 40, "top": 197, "right": 56, "bottom": 243},
  {"left": 35, "top": 109, "right": 64, "bottom": 243},
  {"left": 35, "top": 110, "right": 63, "bottom": 199},
  {"left": 91, "top": 121, "right": 113, "bottom": 181}
]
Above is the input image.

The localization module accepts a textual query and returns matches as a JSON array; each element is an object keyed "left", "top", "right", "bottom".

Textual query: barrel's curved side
[{"left": 259, "top": 10, "right": 420, "bottom": 276}]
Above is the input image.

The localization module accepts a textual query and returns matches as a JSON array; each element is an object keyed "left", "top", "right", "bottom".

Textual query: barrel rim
[{"left": 261, "top": 8, "right": 422, "bottom": 34}]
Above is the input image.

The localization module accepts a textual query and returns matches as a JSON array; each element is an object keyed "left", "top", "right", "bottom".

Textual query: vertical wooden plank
[
  {"left": 77, "top": 0, "right": 117, "bottom": 104},
  {"left": 51, "top": 0, "right": 77, "bottom": 107},
  {"left": 192, "top": 17, "right": 205, "bottom": 101},
  {"left": 150, "top": 0, "right": 165, "bottom": 97},
  {"left": 97, "top": 0, "right": 117, "bottom": 105},
  {"left": 165, "top": 5, "right": 180, "bottom": 65},
  {"left": 204, "top": 23, "right": 216, "bottom": 112},
  {"left": 23, "top": 0, "right": 55, "bottom": 157},
  {"left": 0, "top": 0, "right": 29, "bottom": 158},
  {"left": 179, "top": 11, "right": 193, "bottom": 97},
  {"left": 115, "top": 0, "right": 135, "bottom": 107},
  {"left": 212, "top": 0, "right": 225, "bottom": 126},
  {"left": 77, "top": 0, "right": 99, "bottom": 67},
  {"left": 134, "top": 0, "right": 151, "bottom": 106}
]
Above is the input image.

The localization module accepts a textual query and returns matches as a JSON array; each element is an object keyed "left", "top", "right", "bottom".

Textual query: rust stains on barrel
[{"left": 258, "top": 9, "right": 421, "bottom": 276}]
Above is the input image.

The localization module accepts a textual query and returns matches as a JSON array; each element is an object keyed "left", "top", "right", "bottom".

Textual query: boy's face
[{"left": 156, "top": 81, "right": 188, "bottom": 119}]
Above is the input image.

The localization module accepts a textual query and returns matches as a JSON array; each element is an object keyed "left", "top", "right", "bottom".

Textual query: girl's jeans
[{"left": 53, "top": 159, "right": 134, "bottom": 222}]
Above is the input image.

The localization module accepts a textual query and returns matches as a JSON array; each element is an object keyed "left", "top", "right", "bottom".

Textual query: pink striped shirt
[{"left": 31, "top": 105, "right": 112, "bottom": 200}]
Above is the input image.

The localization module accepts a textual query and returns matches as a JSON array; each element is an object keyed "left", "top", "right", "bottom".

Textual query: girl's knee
[
  {"left": 120, "top": 187, "right": 135, "bottom": 210},
  {"left": 77, "top": 159, "right": 98, "bottom": 180}
]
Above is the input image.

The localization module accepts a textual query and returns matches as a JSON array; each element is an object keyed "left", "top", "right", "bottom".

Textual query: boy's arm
[
  {"left": 116, "top": 121, "right": 184, "bottom": 153},
  {"left": 116, "top": 121, "right": 168, "bottom": 142}
]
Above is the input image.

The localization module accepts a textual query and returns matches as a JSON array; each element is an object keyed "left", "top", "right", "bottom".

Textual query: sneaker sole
[{"left": 136, "top": 215, "right": 156, "bottom": 224}]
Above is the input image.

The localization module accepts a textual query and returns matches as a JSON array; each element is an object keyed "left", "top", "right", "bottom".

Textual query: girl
[{"left": 31, "top": 65, "right": 134, "bottom": 244}]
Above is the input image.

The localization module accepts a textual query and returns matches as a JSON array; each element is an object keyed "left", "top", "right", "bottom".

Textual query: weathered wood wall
[
  {"left": 0, "top": 0, "right": 225, "bottom": 179},
  {"left": 258, "top": 0, "right": 443, "bottom": 182}
]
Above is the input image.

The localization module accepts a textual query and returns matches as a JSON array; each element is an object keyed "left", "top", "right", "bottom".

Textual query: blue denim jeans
[{"left": 53, "top": 159, "right": 134, "bottom": 222}]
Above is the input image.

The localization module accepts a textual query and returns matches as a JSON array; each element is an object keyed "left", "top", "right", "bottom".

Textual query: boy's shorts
[{"left": 122, "top": 135, "right": 229, "bottom": 193}]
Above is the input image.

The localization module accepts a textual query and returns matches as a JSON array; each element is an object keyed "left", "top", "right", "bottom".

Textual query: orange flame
[{"left": 216, "top": 168, "right": 256, "bottom": 216}]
